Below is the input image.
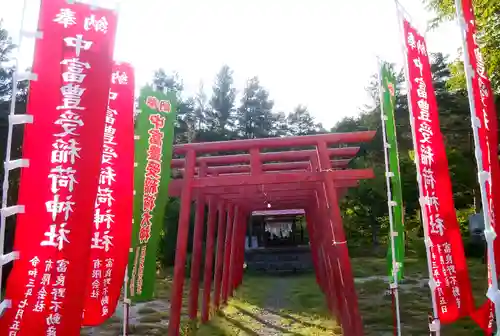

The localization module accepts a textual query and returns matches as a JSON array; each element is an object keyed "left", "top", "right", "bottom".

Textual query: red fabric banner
[
  {"left": 459, "top": 0, "right": 500, "bottom": 333},
  {"left": 403, "top": 19, "right": 474, "bottom": 323},
  {"left": 82, "top": 62, "right": 134, "bottom": 326},
  {"left": 0, "top": 1, "right": 117, "bottom": 335}
]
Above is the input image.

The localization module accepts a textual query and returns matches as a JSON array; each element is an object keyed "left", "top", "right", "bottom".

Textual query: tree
[
  {"left": 269, "top": 111, "right": 289, "bottom": 137},
  {"left": 193, "top": 82, "right": 209, "bottom": 132},
  {"left": 332, "top": 53, "right": 481, "bottom": 247},
  {"left": 208, "top": 65, "right": 236, "bottom": 138},
  {"left": 235, "top": 77, "right": 275, "bottom": 139},
  {"left": 0, "top": 21, "right": 16, "bottom": 102},
  {"left": 425, "top": 0, "right": 500, "bottom": 91},
  {"left": 286, "top": 105, "right": 324, "bottom": 136},
  {"left": 152, "top": 69, "right": 184, "bottom": 95},
  {"left": 151, "top": 68, "right": 198, "bottom": 144}
]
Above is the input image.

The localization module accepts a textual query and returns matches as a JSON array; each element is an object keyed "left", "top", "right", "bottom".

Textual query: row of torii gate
[{"left": 165, "top": 131, "right": 376, "bottom": 336}]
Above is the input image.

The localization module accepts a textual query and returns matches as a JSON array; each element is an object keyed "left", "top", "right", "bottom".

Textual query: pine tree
[
  {"left": 209, "top": 65, "right": 236, "bottom": 138},
  {"left": 269, "top": 111, "right": 289, "bottom": 137},
  {"left": 0, "top": 21, "right": 16, "bottom": 102},
  {"left": 152, "top": 69, "right": 184, "bottom": 95},
  {"left": 236, "top": 77, "right": 274, "bottom": 139},
  {"left": 193, "top": 81, "right": 209, "bottom": 132},
  {"left": 286, "top": 105, "right": 324, "bottom": 136}
]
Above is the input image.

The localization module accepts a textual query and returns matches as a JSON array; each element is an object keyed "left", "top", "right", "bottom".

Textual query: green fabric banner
[
  {"left": 380, "top": 63, "right": 405, "bottom": 282},
  {"left": 127, "top": 86, "right": 177, "bottom": 301}
]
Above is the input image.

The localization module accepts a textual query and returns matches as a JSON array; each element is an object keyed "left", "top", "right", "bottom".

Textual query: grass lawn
[
  {"left": 352, "top": 257, "right": 487, "bottom": 335},
  {"left": 197, "top": 257, "right": 489, "bottom": 335},
  {"left": 86, "top": 257, "right": 490, "bottom": 335},
  {"left": 195, "top": 274, "right": 341, "bottom": 335}
]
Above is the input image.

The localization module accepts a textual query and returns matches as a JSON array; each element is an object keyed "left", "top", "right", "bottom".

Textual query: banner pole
[
  {"left": 454, "top": 0, "right": 500, "bottom": 331},
  {"left": 122, "top": 260, "right": 130, "bottom": 335},
  {"left": 0, "top": 0, "right": 32, "bottom": 313},
  {"left": 393, "top": 1, "right": 440, "bottom": 334},
  {"left": 376, "top": 57, "right": 402, "bottom": 336}
]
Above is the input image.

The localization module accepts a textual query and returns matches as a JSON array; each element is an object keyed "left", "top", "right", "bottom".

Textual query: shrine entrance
[
  {"left": 167, "top": 131, "right": 376, "bottom": 336},
  {"left": 246, "top": 209, "right": 312, "bottom": 273}
]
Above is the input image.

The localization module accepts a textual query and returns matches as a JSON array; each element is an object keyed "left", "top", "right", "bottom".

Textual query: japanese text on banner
[
  {"left": 0, "top": 1, "right": 117, "bottom": 335},
  {"left": 403, "top": 19, "right": 474, "bottom": 324},
  {"left": 82, "top": 62, "right": 135, "bottom": 326},
  {"left": 127, "top": 87, "right": 177, "bottom": 302},
  {"left": 458, "top": 0, "right": 500, "bottom": 333}
]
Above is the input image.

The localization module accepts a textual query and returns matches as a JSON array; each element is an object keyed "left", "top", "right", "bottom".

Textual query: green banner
[
  {"left": 127, "top": 86, "right": 177, "bottom": 301},
  {"left": 380, "top": 63, "right": 405, "bottom": 282}
]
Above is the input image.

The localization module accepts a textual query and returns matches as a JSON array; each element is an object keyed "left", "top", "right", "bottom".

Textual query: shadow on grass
[
  {"left": 232, "top": 305, "right": 303, "bottom": 336},
  {"left": 263, "top": 307, "right": 333, "bottom": 332},
  {"left": 219, "top": 311, "right": 260, "bottom": 336}
]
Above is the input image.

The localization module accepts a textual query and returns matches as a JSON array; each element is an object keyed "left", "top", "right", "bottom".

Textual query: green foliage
[
  {"left": 152, "top": 63, "right": 330, "bottom": 269},
  {"left": 0, "top": 17, "right": 490, "bottom": 278},
  {"left": 335, "top": 52, "right": 486, "bottom": 255},
  {"left": 424, "top": 0, "right": 500, "bottom": 91},
  {"left": 235, "top": 77, "right": 275, "bottom": 139},
  {"left": 155, "top": 50, "right": 492, "bottom": 265}
]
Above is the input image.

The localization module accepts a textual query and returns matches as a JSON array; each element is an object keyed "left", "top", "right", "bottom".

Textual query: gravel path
[
  {"left": 80, "top": 300, "right": 170, "bottom": 336},
  {"left": 231, "top": 276, "right": 300, "bottom": 336},
  {"left": 81, "top": 276, "right": 327, "bottom": 335}
]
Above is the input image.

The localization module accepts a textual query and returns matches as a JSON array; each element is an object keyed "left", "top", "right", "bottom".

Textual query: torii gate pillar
[{"left": 316, "top": 140, "right": 363, "bottom": 335}]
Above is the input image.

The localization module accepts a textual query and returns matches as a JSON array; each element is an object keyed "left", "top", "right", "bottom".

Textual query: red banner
[
  {"left": 82, "top": 62, "right": 134, "bottom": 326},
  {"left": 458, "top": 0, "right": 500, "bottom": 333},
  {"left": 403, "top": 19, "right": 474, "bottom": 323},
  {"left": 0, "top": 1, "right": 117, "bottom": 335}
]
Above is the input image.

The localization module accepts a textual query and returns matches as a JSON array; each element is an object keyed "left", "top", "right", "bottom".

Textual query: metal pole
[
  {"left": 122, "top": 265, "right": 130, "bottom": 336},
  {"left": 454, "top": 0, "right": 500, "bottom": 332},
  {"left": 393, "top": 1, "right": 440, "bottom": 334},
  {"left": 0, "top": 0, "right": 31, "bottom": 310},
  {"left": 376, "top": 57, "right": 402, "bottom": 336}
]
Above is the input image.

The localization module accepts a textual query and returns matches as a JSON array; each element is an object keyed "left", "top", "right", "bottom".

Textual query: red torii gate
[{"left": 166, "top": 131, "right": 376, "bottom": 336}]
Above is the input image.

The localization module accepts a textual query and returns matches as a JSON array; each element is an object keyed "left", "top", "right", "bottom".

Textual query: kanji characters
[
  {"left": 63, "top": 34, "right": 93, "bottom": 57},
  {"left": 418, "top": 122, "right": 433, "bottom": 144},
  {"left": 111, "top": 71, "right": 128, "bottom": 85},
  {"left": 53, "top": 8, "right": 76, "bottom": 28},
  {"left": 91, "top": 231, "right": 114, "bottom": 252},
  {"left": 413, "top": 57, "right": 423, "bottom": 76},
  {"left": 45, "top": 195, "right": 75, "bottom": 221},
  {"left": 51, "top": 138, "right": 81, "bottom": 164},
  {"left": 60, "top": 58, "right": 91, "bottom": 83},
  {"left": 149, "top": 114, "right": 166, "bottom": 129},
  {"left": 99, "top": 166, "right": 116, "bottom": 186},
  {"left": 414, "top": 77, "right": 427, "bottom": 99},
  {"left": 420, "top": 144, "right": 434, "bottom": 166},
  {"left": 48, "top": 166, "right": 78, "bottom": 193},
  {"left": 430, "top": 214, "right": 445, "bottom": 236},
  {"left": 57, "top": 83, "right": 86, "bottom": 110},
  {"left": 421, "top": 167, "right": 436, "bottom": 190},
  {"left": 416, "top": 39, "right": 427, "bottom": 56},
  {"left": 417, "top": 99, "right": 430, "bottom": 122},
  {"left": 40, "top": 223, "right": 70, "bottom": 250},
  {"left": 93, "top": 208, "right": 115, "bottom": 230},
  {"left": 84, "top": 14, "right": 109, "bottom": 33},
  {"left": 96, "top": 187, "right": 115, "bottom": 207},
  {"left": 54, "top": 110, "right": 84, "bottom": 137}
]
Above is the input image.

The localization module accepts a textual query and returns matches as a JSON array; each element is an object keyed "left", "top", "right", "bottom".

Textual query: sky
[{"left": 0, "top": 0, "right": 462, "bottom": 129}]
